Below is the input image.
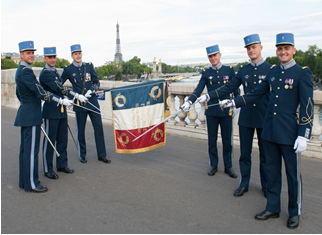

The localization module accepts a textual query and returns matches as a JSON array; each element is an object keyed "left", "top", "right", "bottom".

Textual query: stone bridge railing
[{"left": 2, "top": 68, "right": 322, "bottom": 159}]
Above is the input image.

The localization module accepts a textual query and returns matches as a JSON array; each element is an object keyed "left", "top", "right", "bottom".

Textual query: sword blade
[{"left": 41, "top": 126, "right": 60, "bottom": 157}]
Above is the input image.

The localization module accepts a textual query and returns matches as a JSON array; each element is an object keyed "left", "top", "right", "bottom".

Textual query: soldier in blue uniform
[
  {"left": 14, "top": 41, "right": 73, "bottom": 192},
  {"left": 181, "top": 45, "right": 239, "bottom": 178},
  {"left": 39, "top": 47, "right": 87, "bottom": 179},
  {"left": 219, "top": 33, "right": 314, "bottom": 229},
  {"left": 61, "top": 44, "right": 110, "bottom": 164},
  {"left": 198, "top": 34, "right": 270, "bottom": 197}
]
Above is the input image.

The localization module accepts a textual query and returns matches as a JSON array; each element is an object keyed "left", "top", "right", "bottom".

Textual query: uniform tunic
[
  {"left": 208, "top": 59, "right": 270, "bottom": 189},
  {"left": 188, "top": 64, "right": 238, "bottom": 168},
  {"left": 61, "top": 62, "right": 106, "bottom": 159},
  {"left": 234, "top": 60, "right": 314, "bottom": 217},
  {"left": 39, "top": 64, "right": 76, "bottom": 173},
  {"left": 14, "top": 62, "right": 60, "bottom": 191}
]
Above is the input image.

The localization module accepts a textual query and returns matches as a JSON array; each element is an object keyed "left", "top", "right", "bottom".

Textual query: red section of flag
[{"left": 114, "top": 123, "right": 165, "bottom": 153}]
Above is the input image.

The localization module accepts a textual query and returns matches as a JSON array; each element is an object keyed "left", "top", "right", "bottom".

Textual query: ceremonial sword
[{"left": 40, "top": 126, "right": 60, "bottom": 157}]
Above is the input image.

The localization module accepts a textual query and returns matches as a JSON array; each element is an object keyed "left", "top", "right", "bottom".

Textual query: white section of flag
[{"left": 113, "top": 103, "right": 164, "bottom": 130}]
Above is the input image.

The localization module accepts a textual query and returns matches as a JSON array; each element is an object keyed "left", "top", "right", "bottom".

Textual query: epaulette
[
  {"left": 44, "top": 69, "right": 50, "bottom": 71},
  {"left": 302, "top": 66, "right": 309, "bottom": 69},
  {"left": 23, "top": 67, "right": 30, "bottom": 70},
  {"left": 89, "top": 62, "right": 92, "bottom": 65},
  {"left": 230, "top": 66, "right": 232, "bottom": 68},
  {"left": 240, "top": 65, "right": 243, "bottom": 68},
  {"left": 270, "top": 64, "right": 276, "bottom": 69}
]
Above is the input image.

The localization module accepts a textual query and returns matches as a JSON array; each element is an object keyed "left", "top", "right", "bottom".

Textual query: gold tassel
[
  {"left": 229, "top": 106, "right": 233, "bottom": 116},
  {"left": 77, "top": 99, "right": 80, "bottom": 105},
  {"left": 205, "top": 102, "right": 208, "bottom": 110},
  {"left": 61, "top": 104, "right": 64, "bottom": 113}
]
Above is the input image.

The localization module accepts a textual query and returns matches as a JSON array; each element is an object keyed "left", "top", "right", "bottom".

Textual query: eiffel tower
[{"left": 114, "top": 22, "right": 123, "bottom": 64}]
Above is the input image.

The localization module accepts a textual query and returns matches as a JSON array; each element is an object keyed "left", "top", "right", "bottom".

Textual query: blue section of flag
[
  {"left": 110, "top": 79, "right": 165, "bottom": 111},
  {"left": 97, "top": 92, "right": 105, "bottom": 100}
]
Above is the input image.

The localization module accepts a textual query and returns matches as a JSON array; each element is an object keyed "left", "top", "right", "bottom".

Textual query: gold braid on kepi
[{"left": 300, "top": 97, "right": 314, "bottom": 127}]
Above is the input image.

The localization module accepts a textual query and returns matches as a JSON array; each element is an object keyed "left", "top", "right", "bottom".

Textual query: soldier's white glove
[
  {"left": 180, "top": 100, "right": 192, "bottom": 112},
  {"left": 219, "top": 99, "right": 235, "bottom": 108},
  {"left": 75, "top": 93, "right": 88, "bottom": 103},
  {"left": 58, "top": 98, "right": 73, "bottom": 107},
  {"left": 197, "top": 94, "right": 210, "bottom": 103},
  {"left": 293, "top": 136, "right": 309, "bottom": 153},
  {"left": 232, "top": 107, "right": 240, "bottom": 119},
  {"left": 85, "top": 90, "right": 93, "bottom": 98}
]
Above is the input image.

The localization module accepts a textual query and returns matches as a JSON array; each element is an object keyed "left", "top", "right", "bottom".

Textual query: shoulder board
[
  {"left": 230, "top": 66, "right": 232, "bottom": 68},
  {"left": 23, "top": 67, "right": 30, "bottom": 70},
  {"left": 44, "top": 69, "right": 50, "bottom": 71},
  {"left": 270, "top": 64, "right": 276, "bottom": 69},
  {"left": 302, "top": 66, "right": 309, "bottom": 69},
  {"left": 240, "top": 65, "right": 243, "bottom": 68}
]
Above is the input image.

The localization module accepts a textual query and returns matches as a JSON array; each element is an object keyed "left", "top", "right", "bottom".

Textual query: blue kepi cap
[
  {"left": 276, "top": 33, "right": 294, "bottom": 46},
  {"left": 44, "top": 47, "right": 57, "bottom": 56},
  {"left": 19, "top": 41, "right": 36, "bottom": 52},
  {"left": 71, "top": 44, "right": 82, "bottom": 53},
  {"left": 243, "top": 34, "right": 261, "bottom": 47},
  {"left": 206, "top": 44, "right": 220, "bottom": 56}
]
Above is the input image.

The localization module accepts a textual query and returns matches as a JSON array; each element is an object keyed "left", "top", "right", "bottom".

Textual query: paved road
[{"left": 1, "top": 106, "right": 322, "bottom": 233}]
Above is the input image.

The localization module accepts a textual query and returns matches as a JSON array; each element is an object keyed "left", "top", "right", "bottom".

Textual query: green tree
[
  {"left": 56, "top": 58, "right": 70, "bottom": 68},
  {"left": 265, "top": 57, "right": 280, "bottom": 66},
  {"left": 1, "top": 58, "right": 19, "bottom": 69},
  {"left": 32, "top": 61, "right": 46, "bottom": 67},
  {"left": 233, "top": 61, "right": 249, "bottom": 72}
]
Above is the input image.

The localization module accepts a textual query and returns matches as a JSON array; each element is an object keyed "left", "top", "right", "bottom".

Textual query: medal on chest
[
  {"left": 223, "top": 75, "right": 229, "bottom": 84},
  {"left": 209, "top": 76, "right": 213, "bottom": 85}
]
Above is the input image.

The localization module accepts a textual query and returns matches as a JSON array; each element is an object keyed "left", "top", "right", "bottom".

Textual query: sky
[{"left": 1, "top": 0, "right": 322, "bottom": 66}]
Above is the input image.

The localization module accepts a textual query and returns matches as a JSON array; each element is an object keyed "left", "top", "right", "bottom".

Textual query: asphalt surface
[{"left": 1, "top": 106, "right": 322, "bottom": 234}]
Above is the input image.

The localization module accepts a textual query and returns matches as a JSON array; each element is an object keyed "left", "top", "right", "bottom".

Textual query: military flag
[{"left": 110, "top": 79, "right": 166, "bottom": 153}]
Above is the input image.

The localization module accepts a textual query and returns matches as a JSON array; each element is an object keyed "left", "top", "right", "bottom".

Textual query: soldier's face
[
  {"left": 246, "top": 43, "right": 262, "bottom": 62},
  {"left": 276, "top": 45, "right": 296, "bottom": 64},
  {"left": 208, "top": 53, "right": 221, "bottom": 67},
  {"left": 71, "top": 51, "right": 82, "bottom": 63},
  {"left": 20, "top": 51, "right": 35, "bottom": 64},
  {"left": 44, "top": 56, "right": 57, "bottom": 67}
]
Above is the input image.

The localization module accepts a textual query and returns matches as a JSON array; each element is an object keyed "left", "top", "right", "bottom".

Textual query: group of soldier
[
  {"left": 14, "top": 31, "right": 314, "bottom": 230},
  {"left": 181, "top": 32, "right": 314, "bottom": 229},
  {"left": 15, "top": 42, "right": 110, "bottom": 194}
]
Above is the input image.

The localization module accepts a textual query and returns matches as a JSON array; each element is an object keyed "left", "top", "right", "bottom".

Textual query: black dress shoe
[
  {"left": 255, "top": 210, "right": 280, "bottom": 220},
  {"left": 57, "top": 167, "right": 74, "bottom": 173},
  {"left": 31, "top": 185, "right": 48, "bottom": 193},
  {"left": 224, "top": 168, "right": 238, "bottom": 178},
  {"left": 262, "top": 188, "right": 267, "bottom": 198},
  {"left": 287, "top": 215, "right": 299, "bottom": 229},
  {"left": 98, "top": 157, "right": 111, "bottom": 163},
  {"left": 80, "top": 156, "right": 87, "bottom": 163},
  {"left": 208, "top": 166, "right": 218, "bottom": 176},
  {"left": 234, "top": 186, "right": 248, "bottom": 197},
  {"left": 44, "top": 172, "right": 59, "bottom": 179}
]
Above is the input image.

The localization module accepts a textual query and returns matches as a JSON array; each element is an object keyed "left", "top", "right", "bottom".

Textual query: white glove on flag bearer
[
  {"left": 180, "top": 100, "right": 192, "bottom": 112},
  {"left": 85, "top": 90, "right": 93, "bottom": 98},
  {"left": 293, "top": 136, "right": 309, "bottom": 153}
]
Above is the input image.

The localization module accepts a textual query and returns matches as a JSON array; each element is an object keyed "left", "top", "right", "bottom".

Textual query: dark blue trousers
[
  {"left": 19, "top": 126, "right": 40, "bottom": 191},
  {"left": 263, "top": 140, "right": 302, "bottom": 217},
  {"left": 238, "top": 126, "right": 267, "bottom": 189},
  {"left": 75, "top": 111, "right": 106, "bottom": 159},
  {"left": 206, "top": 115, "right": 233, "bottom": 169},
  {"left": 43, "top": 118, "right": 68, "bottom": 173}
]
